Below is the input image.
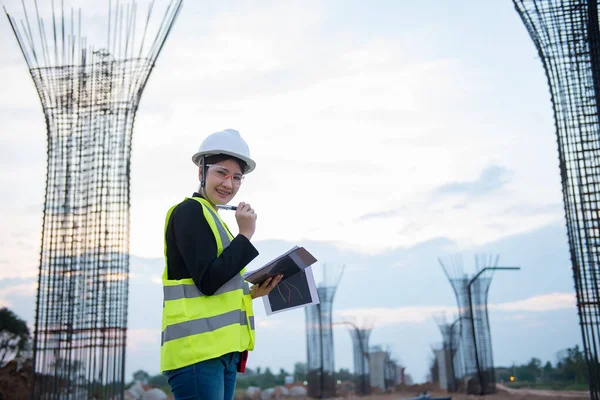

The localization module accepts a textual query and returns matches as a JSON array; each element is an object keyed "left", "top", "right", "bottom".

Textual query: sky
[{"left": 0, "top": 0, "right": 582, "bottom": 383}]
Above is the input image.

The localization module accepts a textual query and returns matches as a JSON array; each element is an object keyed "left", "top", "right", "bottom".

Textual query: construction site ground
[
  {"left": 0, "top": 363, "right": 591, "bottom": 400},
  {"left": 330, "top": 386, "right": 589, "bottom": 400},
  {"left": 357, "top": 392, "right": 589, "bottom": 400}
]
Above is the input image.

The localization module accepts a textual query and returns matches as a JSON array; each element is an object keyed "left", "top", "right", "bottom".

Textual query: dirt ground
[
  {"left": 0, "top": 364, "right": 591, "bottom": 400},
  {"left": 0, "top": 361, "right": 30, "bottom": 400},
  {"left": 311, "top": 382, "right": 589, "bottom": 400},
  {"left": 340, "top": 387, "right": 590, "bottom": 400}
]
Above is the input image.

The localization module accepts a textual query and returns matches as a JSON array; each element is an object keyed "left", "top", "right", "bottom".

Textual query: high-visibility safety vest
[{"left": 160, "top": 197, "right": 255, "bottom": 372}]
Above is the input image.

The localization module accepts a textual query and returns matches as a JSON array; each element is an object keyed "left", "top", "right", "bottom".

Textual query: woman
[{"left": 160, "top": 129, "right": 282, "bottom": 399}]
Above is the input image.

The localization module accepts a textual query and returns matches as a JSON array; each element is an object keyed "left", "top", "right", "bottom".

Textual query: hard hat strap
[
  {"left": 199, "top": 155, "right": 216, "bottom": 206},
  {"left": 200, "top": 155, "right": 207, "bottom": 192}
]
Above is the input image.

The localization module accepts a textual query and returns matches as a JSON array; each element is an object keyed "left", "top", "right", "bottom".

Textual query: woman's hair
[{"left": 201, "top": 154, "right": 248, "bottom": 173}]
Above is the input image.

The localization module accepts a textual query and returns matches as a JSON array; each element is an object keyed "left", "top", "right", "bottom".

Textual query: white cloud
[
  {"left": 257, "top": 319, "right": 284, "bottom": 329},
  {"left": 0, "top": 1, "right": 565, "bottom": 262},
  {"left": 129, "top": 257, "right": 164, "bottom": 285},
  {"left": 2, "top": 0, "right": 179, "bottom": 68},
  {"left": 336, "top": 292, "right": 576, "bottom": 328},
  {"left": 0, "top": 1, "right": 577, "bottom": 383},
  {"left": 127, "top": 328, "right": 161, "bottom": 350},
  {"left": 0, "top": 226, "right": 40, "bottom": 280},
  {"left": 498, "top": 314, "right": 529, "bottom": 322},
  {"left": 127, "top": 28, "right": 562, "bottom": 255},
  {"left": 0, "top": 282, "right": 38, "bottom": 307},
  {"left": 491, "top": 292, "right": 575, "bottom": 312},
  {"left": 336, "top": 305, "right": 456, "bottom": 327}
]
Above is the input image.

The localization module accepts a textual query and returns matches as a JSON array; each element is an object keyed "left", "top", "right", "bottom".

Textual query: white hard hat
[{"left": 191, "top": 129, "right": 256, "bottom": 173}]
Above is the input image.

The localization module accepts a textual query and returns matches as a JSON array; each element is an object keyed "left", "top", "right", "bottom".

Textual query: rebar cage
[
  {"left": 5, "top": 1, "right": 181, "bottom": 398},
  {"left": 440, "top": 255, "right": 498, "bottom": 395},
  {"left": 513, "top": 1, "right": 600, "bottom": 397},
  {"left": 305, "top": 286, "right": 337, "bottom": 398}
]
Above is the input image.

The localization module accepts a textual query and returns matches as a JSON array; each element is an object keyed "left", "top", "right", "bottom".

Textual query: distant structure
[
  {"left": 433, "top": 347, "right": 448, "bottom": 390},
  {"left": 433, "top": 315, "right": 461, "bottom": 393},
  {"left": 428, "top": 346, "right": 440, "bottom": 387},
  {"left": 368, "top": 345, "right": 398, "bottom": 392},
  {"left": 305, "top": 265, "right": 344, "bottom": 398},
  {"left": 4, "top": 1, "right": 181, "bottom": 398},
  {"left": 439, "top": 254, "right": 515, "bottom": 395},
  {"left": 335, "top": 319, "right": 373, "bottom": 396},
  {"left": 383, "top": 352, "right": 399, "bottom": 391},
  {"left": 395, "top": 364, "right": 406, "bottom": 386},
  {"left": 349, "top": 325, "right": 372, "bottom": 395},
  {"left": 512, "top": 1, "right": 600, "bottom": 396}
]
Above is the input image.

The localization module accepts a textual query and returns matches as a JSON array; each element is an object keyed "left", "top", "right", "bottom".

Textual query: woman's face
[{"left": 200, "top": 159, "right": 244, "bottom": 205}]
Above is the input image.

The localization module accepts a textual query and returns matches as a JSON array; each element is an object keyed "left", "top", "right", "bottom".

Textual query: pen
[{"left": 216, "top": 204, "right": 237, "bottom": 211}]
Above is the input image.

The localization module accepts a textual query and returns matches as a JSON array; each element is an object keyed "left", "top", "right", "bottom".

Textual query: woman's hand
[
  {"left": 236, "top": 202, "right": 257, "bottom": 240},
  {"left": 250, "top": 274, "right": 283, "bottom": 299}
]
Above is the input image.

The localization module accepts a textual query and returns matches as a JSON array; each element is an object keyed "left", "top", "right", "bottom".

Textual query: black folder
[{"left": 243, "top": 246, "right": 317, "bottom": 285}]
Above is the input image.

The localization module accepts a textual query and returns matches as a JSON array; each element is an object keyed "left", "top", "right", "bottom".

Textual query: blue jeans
[{"left": 165, "top": 352, "right": 240, "bottom": 400}]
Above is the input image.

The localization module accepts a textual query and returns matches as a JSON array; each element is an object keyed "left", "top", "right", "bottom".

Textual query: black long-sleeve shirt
[{"left": 165, "top": 192, "right": 259, "bottom": 295}]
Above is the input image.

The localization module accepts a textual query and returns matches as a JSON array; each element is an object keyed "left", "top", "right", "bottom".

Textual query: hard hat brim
[{"left": 192, "top": 150, "right": 256, "bottom": 174}]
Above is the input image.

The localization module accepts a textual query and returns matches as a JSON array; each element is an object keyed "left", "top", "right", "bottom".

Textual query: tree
[
  {"left": 336, "top": 368, "right": 354, "bottom": 382},
  {"left": 429, "top": 356, "right": 439, "bottom": 384},
  {"left": 133, "top": 370, "right": 151, "bottom": 383},
  {"left": 264, "top": 367, "right": 274, "bottom": 377},
  {"left": 527, "top": 357, "right": 542, "bottom": 371},
  {"left": 277, "top": 368, "right": 289, "bottom": 385},
  {"left": 0, "top": 308, "right": 30, "bottom": 366},
  {"left": 262, "top": 367, "right": 277, "bottom": 388},
  {"left": 516, "top": 357, "right": 542, "bottom": 381},
  {"left": 495, "top": 345, "right": 589, "bottom": 388},
  {"left": 556, "top": 345, "right": 587, "bottom": 383},
  {"left": 293, "top": 362, "right": 307, "bottom": 382},
  {"left": 543, "top": 361, "right": 553, "bottom": 379}
]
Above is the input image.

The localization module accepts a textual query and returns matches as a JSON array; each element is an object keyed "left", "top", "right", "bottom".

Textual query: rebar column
[
  {"left": 439, "top": 255, "right": 500, "bottom": 395},
  {"left": 4, "top": 1, "right": 181, "bottom": 398},
  {"left": 512, "top": 1, "right": 600, "bottom": 397},
  {"left": 350, "top": 327, "right": 372, "bottom": 395},
  {"left": 305, "top": 265, "right": 344, "bottom": 399},
  {"left": 434, "top": 316, "right": 461, "bottom": 393},
  {"left": 306, "top": 287, "right": 337, "bottom": 398}
]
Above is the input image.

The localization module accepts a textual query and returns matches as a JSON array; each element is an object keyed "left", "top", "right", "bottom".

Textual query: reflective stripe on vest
[
  {"left": 203, "top": 205, "right": 231, "bottom": 248},
  {"left": 163, "top": 276, "right": 251, "bottom": 302},
  {"left": 160, "top": 197, "right": 255, "bottom": 372},
  {"left": 162, "top": 310, "right": 256, "bottom": 344}
]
